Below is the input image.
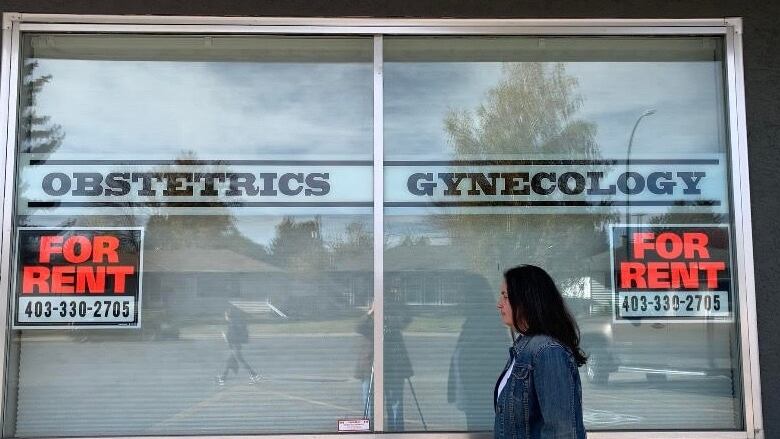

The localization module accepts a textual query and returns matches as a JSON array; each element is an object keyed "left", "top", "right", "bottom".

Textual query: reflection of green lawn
[
  {"left": 406, "top": 316, "right": 464, "bottom": 333},
  {"left": 179, "top": 314, "right": 466, "bottom": 335}
]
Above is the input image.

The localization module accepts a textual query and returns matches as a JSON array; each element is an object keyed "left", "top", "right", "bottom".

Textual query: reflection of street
[
  {"left": 15, "top": 334, "right": 369, "bottom": 436},
  {"left": 584, "top": 409, "right": 642, "bottom": 427},
  {"left": 582, "top": 370, "right": 739, "bottom": 429},
  {"left": 14, "top": 333, "right": 739, "bottom": 436}
]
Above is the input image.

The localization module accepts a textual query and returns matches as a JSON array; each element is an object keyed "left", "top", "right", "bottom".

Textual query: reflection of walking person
[
  {"left": 384, "top": 292, "right": 413, "bottom": 432},
  {"left": 354, "top": 306, "right": 374, "bottom": 416},
  {"left": 447, "top": 274, "right": 508, "bottom": 430},
  {"left": 217, "top": 308, "right": 261, "bottom": 385},
  {"left": 354, "top": 306, "right": 374, "bottom": 417}
]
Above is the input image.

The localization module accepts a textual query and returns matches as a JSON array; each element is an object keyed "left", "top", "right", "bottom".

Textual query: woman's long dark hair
[{"left": 504, "top": 264, "right": 587, "bottom": 366}]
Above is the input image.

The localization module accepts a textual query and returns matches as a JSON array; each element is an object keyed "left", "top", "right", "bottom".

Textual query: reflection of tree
[
  {"left": 269, "top": 218, "right": 373, "bottom": 318},
  {"left": 17, "top": 60, "right": 65, "bottom": 220},
  {"left": 20, "top": 60, "right": 64, "bottom": 154},
  {"left": 443, "top": 62, "right": 606, "bottom": 284},
  {"left": 269, "top": 216, "right": 328, "bottom": 272},
  {"left": 648, "top": 201, "right": 727, "bottom": 226},
  {"left": 72, "top": 152, "right": 268, "bottom": 338},
  {"left": 77, "top": 151, "right": 266, "bottom": 258},
  {"left": 330, "top": 221, "right": 371, "bottom": 252},
  {"left": 142, "top": 152, "right": 261, "bottom": 256},
  {"left": 445, "top": 63, "right": 597, "bottom": 158}
]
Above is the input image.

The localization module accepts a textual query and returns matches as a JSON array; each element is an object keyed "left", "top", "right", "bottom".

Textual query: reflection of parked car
[{"left": 579, "top": 309, "right": 735, "bottom": 386}]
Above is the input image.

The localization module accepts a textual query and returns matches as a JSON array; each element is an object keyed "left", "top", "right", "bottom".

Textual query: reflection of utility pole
[
  {"left": 625, "top": 109, "right": 656, "bottom": 259},
  {"left": 625, "top": 109, "right": 656, "bottom": 226}
]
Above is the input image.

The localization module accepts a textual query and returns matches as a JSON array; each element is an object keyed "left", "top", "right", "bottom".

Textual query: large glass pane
[
  {"left": 383, "top": 36, "right": 741, "bottom": 432},
  {"left": 8, "top": 34, "right": 374, "bottom": 437}
]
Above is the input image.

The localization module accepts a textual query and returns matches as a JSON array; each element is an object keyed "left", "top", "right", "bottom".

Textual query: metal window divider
[
  {"left": 725, "top": 18, "right": 764, "bottom": 439},
  {"left": 372, "top": 33, "right": 385, "bottom": 432},
  {"left": 0, "top": 16, "right": 21, "bottom": 435}
]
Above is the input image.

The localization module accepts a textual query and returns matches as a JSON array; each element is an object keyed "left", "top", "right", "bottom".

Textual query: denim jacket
[{"left": 494, "top": 334, "right": 586, "bottom": 439}]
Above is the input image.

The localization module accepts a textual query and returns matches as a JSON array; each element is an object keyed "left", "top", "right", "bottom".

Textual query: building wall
[{"left": 3, "top": 1, "right": 779, "bottom": 437}]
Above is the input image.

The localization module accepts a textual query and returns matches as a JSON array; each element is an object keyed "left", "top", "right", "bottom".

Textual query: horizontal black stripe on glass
[
  {"left": 383, "top": 159, "right": 720, "bottom": 166},
  {"left": 28, "top": 160, "right": 373, "bottom": 166},
  {"left": 384, "top": 200, "right": 721, "bottom": 207},
  {"left": 27, "top": 201, "right": 374, "bottom": 208}
]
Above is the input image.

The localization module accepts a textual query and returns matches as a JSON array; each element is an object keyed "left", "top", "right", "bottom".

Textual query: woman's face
[{"left": 497, "top": 280, "right": 514, "bottom": 328}]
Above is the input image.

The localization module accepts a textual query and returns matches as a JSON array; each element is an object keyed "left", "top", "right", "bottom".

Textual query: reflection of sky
[
  {"left": 29, "top": 57, "right": 725, "bottom": 159},
  {"left": 31, "top": 59, "right": 373, "bottom": 159},
  {"left": 384, "top": 61, "right": 726, "bottom": 158}
]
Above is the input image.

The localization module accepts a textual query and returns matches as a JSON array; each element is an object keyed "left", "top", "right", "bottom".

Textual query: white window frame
[{"left": 0, "top": 13, "right": 762, "bottom": 439}]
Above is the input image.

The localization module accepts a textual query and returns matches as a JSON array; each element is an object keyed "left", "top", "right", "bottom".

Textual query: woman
[{"left": 494, "top": 265, "right": 587, "bottom": 439}]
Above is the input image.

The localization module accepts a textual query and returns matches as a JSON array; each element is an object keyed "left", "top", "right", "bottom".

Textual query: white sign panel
[
  {"left": 384, "top": 157, "right": 727, "bottom": 214},
  {"left": 616, "top": 291, "right": 731, "bottom": 319},
  {"left": 337, "top": 419, "right": 371, "bottom": 432},
  {"left": 18, "top": 154, "right": 727, "bottom": 215}
]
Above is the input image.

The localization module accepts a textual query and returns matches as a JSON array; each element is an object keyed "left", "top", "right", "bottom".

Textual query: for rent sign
[
  {"left": 610, "top": 225, "right": 732, "bottom": 323},
  {"left": 13, "top": 227, "right": 144, "bottom": 329}
]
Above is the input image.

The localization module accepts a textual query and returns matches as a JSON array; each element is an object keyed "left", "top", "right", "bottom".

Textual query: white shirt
[
  {"left": 497, "top": 333, "right": 524, "bottom": 403},
  {"left": 496, "top": 358, "right": 515, "bottom": 402}
]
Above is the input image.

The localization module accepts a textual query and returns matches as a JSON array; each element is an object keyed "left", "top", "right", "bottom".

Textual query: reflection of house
[
  {"left": 143, "top": 248, "right": 374, "bottom": 320},
  {"left": 385, "top": 245, "right": 479, "bottom": 306},
  {"left": 142, "top": 242, "right": 631, "bottom": 318},
  {"left": 329, "top": 252, "right": 372, "bottom": 308},
  {"left": 140, "top": 244, "right": 491, "bottom": 320},
  {"left": 143, "top": 248, "right": 286, "bottom": 319}
]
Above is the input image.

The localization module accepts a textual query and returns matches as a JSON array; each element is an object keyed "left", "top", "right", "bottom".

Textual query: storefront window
[
  {"left": 5, "top": 29, "right": 746, "bottom": 438},
  {"left": 9, "top": 34, "right": 374, "bottom": 436},
  {"left": 383, "top": 36, "right": 741, "bottom": 432}
]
